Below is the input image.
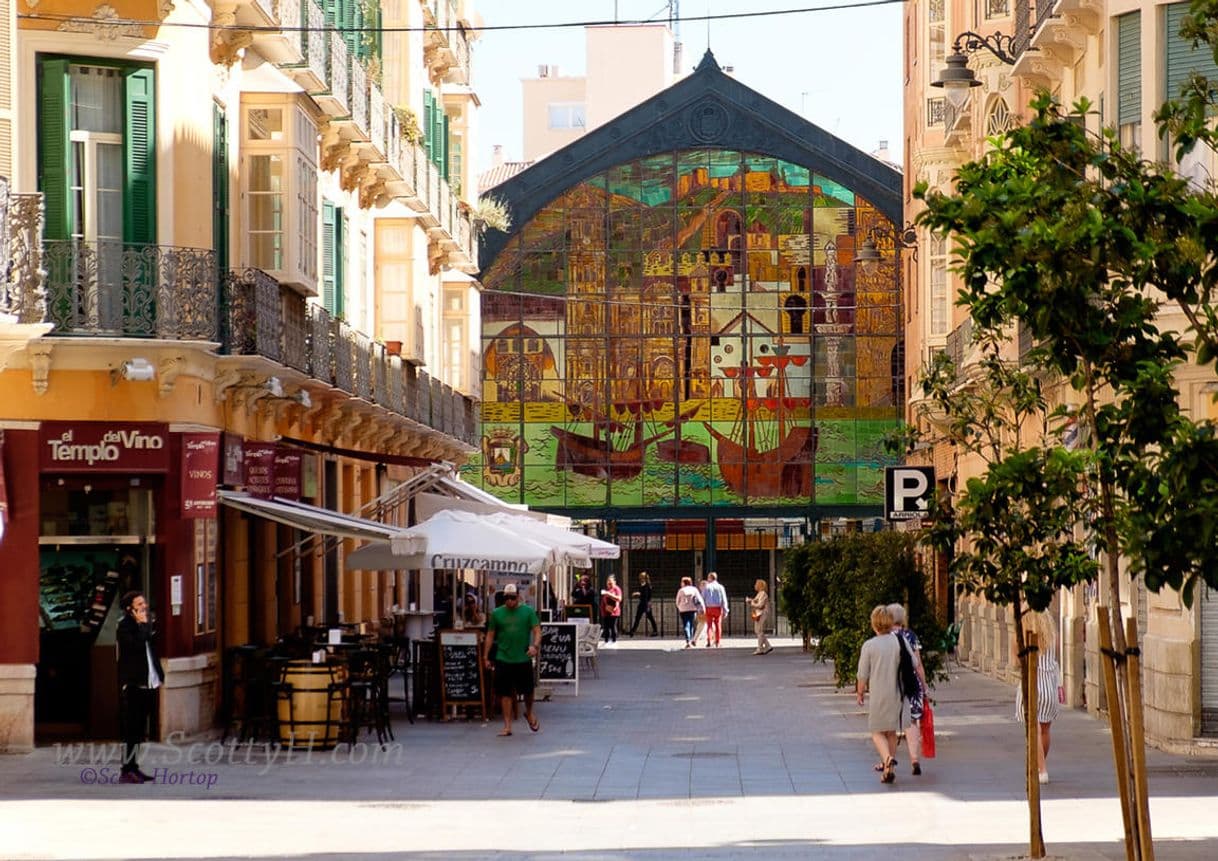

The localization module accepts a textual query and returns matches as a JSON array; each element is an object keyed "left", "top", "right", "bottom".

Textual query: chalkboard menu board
[
  {"left": 538, "top": 623, "right": 579, "bottom": 695},
  {"left": 439, "top": 630, "right": 485, "bottom": 718}
]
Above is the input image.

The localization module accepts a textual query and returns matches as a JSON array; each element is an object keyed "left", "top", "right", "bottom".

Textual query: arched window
[{"left": 985, "top": 97, "right": 1014, "bottom": 136}]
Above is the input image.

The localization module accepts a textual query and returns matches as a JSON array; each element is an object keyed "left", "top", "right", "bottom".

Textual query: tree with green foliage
[
  {"left": 903, "top": 335, "right": 1097, "bottom": 858},
  {"left": 780, "top": 531, "right": 945, "bottom": 689},
  {"left": 914, "top": 54, "right": 1218, "bottom": 850}
]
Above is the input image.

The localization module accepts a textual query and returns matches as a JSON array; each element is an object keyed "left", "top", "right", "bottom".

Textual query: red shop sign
[
  {"left": 40, "top": 422, "right": 170, "bottom": 473},
  {"left": 181, "top": 432, "right": 221, "bottom": 518},
  {"left": 222, "top": 432, "right": 245, "bottom": 486},
  {"left": 243, "top": 442, "right": 276, "bottom": 499},
  {"left": 273, "top": 448, "right": 302, "bottom": 501}
]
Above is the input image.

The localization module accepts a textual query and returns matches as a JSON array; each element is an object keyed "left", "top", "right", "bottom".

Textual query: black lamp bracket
[{"left": 950, "top": 31, "right": 1018, "bottom": 66}]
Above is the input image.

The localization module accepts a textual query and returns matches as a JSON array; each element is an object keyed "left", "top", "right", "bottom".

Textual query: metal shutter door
[{"left": 1202, "top": 587, "right": 1218, "bottom": 736}]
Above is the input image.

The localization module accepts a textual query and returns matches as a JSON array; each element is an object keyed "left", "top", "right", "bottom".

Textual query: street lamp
[
  {"left": 932, "top": 31, "right": 1019, "bottom": 108},
  {"left": 856, "top": 223, "right": 919, "bottom": 264}
]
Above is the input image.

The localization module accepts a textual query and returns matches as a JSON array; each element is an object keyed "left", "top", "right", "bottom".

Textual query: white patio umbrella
[
  {"left": 344, "top": 509, "right": 589, "bottom": 572},
  {"left": 481, "top": 512, "right": 619, "bottom": 561}
]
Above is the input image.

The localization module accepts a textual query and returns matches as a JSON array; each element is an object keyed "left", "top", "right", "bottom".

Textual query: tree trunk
[{"left": 1015, "top": 610, "right": 1045, "bottom": 858}]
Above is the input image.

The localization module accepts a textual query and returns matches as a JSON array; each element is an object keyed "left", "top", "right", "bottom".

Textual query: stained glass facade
[{"left": 464, "top": 149, "right": 902, "bottom": 513}]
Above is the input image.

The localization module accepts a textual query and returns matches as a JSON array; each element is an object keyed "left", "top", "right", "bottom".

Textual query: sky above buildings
[{"left": 472, "top": 0, "right": 904, "bottom": 177}]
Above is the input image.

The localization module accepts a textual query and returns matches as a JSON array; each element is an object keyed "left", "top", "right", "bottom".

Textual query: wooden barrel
[{"left": 278, "top": 661, "right": 343, "bottom": 750}]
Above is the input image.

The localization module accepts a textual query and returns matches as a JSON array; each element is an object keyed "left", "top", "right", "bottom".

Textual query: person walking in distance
[
  {"left": 748, "top": 579, "right": 773, "bottom": 655},
  {"left": 702, "top": 572, "right": 728, "bottom": 647},
  {"left": 600, "top": 575, "right": 622, "bottom": 646},
  {"left": 483, "top": 583, "right": 542, "bottom": 736},
  {"left": 116, "top": 590, "right": 164, "bottom": 783},
  {"left": 888, "top": 603, "right": 929, "bottom": 776},
  {"left": 692, "top": 579, "right": 710, "bottom": 646},
  {"left": 1016, "top": 610, "right": 1062, "bottom": 784},
  {"left": 629, "top": 571, "right": 658, "bottom": 637},
  {"left": 675, "top": 576, "right": 705, "bottom": 648},
  {"left": 856, "top": 605, "right": 903, "bottom": 784}
]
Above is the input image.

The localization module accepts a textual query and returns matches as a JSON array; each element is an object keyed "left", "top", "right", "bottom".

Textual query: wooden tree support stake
[
  {"left": 1125, "top": 618, "right": 1154, "bottom": 861},
  {"left": 1098, "top": 607, "right": 1138, "bottom": 861},
  {"left": 1027, "top": 631, "right": 1045, "bottom": 859}
]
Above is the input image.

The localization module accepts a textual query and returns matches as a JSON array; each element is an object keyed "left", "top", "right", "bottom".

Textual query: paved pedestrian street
[{"left": 2, "top": 639, "right": 1217, "bottom": 860}]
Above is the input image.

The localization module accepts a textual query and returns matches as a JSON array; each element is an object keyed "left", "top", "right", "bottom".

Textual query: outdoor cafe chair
[{"left": 577, "top": 624, "right": 602, "bottom": 679}]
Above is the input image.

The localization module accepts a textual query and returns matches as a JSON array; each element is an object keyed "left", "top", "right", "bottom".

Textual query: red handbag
[{"left": 920, "top": 700, "right": 937, "bottom": 759}]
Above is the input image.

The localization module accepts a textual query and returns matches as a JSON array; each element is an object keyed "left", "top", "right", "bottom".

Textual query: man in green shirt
[{"left": 483, "top": 583, "right": 541, "bottom": 736}]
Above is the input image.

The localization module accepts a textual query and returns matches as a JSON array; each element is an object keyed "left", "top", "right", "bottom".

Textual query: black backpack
[{"left": 896, "top": 633, "right": 919, "bottom": 699}]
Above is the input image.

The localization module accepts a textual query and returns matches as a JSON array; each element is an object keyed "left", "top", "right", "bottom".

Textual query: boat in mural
[
  {"left": 552, "top": 401, "right": 701, "bottom": 480},
  {"left": 655, "top": 438, "right": 711, "bottom": 464},
  {"left": 704, "top": 348, "right": 817, "bottom": 498}
]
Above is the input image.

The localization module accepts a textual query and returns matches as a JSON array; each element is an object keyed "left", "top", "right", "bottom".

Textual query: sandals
[
  {"left": 526, "top": 713, "right": 540, "bottom": 733},
  {"left": 911, "top": 762, "right": 922, "bottom": 776},
  {"left": 873, "top": 758, "right": 898, "bottom": 772},
  {"left": 880, "top": 757, "right": 896, "bottom": 784},
  {"left": 497, "top": 728, "right": 512, "bottom": 737}
]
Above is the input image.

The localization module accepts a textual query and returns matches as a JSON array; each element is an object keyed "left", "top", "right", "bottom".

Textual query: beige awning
[{"left": 217, "top": 491, "right": 423, "bottom": 553}]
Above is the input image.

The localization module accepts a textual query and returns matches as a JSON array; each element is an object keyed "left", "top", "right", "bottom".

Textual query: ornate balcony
[
  {"left": 349, "top": 60, "right": 369, "bottom": 139},
  {"left": 1029, "top": 0, "right": 1098, "bottom": 66},
  {"left": 2, "top": 191, "right": 47, "bottom": 325},
  {"left": 945, "top": 317, "right": 973, "bottom": 377},
  {"left": 224, "top": 268, "right": 285, "bottom": 363},
  {"left": 313, "top": 35, "right": 350, "bottom": 118},
  {"left": 234, "top": 0, "right": 304, "bottom": 68},
  {"left": 221, "top": 268, "right": 477, "bottom": 446},
  {"left": 1012, "top": 0, "right": 1064, "bottom": 87},
  {"left": 422, "top": 0, "right": 470, "bottom": 85},
  {"left": 43, "top": 240, "right": 218, "bottom": 340},
  {"left": 286, "top": 0, "right": 330, "bottom": 93}
]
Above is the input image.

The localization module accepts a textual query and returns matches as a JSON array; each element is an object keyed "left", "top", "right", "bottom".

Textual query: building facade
[
  {"left": 904, "top": 0, "right": 1218, "bottom": 748},
  {"left": 519, "top": 24, "right": 680, "bottom": 162},
  {"left": 469, "top": 52, "right": 905, "bottom": 614},
  {"left": 0, "top": 0, "right": 483, "bottom": 751}
]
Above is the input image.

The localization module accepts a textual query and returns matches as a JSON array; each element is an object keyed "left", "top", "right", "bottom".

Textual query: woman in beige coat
[
  {"left": 857, "top": 605, "right": 903, "bottom": 784},
  {"left": 748, "top": 579, "right": 772, "bottom": 654}
]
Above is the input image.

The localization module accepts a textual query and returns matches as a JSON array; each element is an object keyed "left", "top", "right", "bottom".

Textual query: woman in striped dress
[{"left": 1016, "top": 610, "right": 1061, "bottom": 784}]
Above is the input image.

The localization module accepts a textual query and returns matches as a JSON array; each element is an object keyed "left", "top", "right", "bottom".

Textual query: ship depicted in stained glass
[
  {"left": 705, "top": 345, "right": 817, "bottom": 498},
  {"left": 473, "top": 148, "right": 902, "bottom": 510}
]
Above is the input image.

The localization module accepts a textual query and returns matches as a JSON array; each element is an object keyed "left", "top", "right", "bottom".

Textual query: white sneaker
[{"left": 1039, "top": 771, "right": 1049, "bottom": 785}]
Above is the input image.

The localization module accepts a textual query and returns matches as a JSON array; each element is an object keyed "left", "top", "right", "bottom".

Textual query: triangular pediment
[{"left": 481, "top": 51, "right": 902, "bottom": 269}]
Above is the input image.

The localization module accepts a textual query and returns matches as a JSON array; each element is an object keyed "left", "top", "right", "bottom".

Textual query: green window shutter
[
  {"left": 336, "top": 211, "right": 347, "bottom": 319},
  {"left": 213, "top": 103, "right": 229, "bottom": 274},
  {"left": 442, "top": 113, "right": 450, "bottom": 181},
  {"left": 357, "top": 0, "right": 368, "bottom": 59},
  {"left": 372, "top": 5, "right": 383, "bottom": 65},
  {"left": 124, "top": 66, "right": 156, "bottom": 246},
  {"left": 423, "top": 90, "right": 434, "bottom": 162},
  {"left": 344, "top": 0, "right": 360, "bottom": 56},
  {"left": 1166, "top": 3, "right": 1218, "bottom": 99},
  {"left": 432, "top": 99, "right": 444, "bottom": 170},
  {"left": 37, "top": 57, "right": 72, "bottom": 242},
  {"left": 322, "top": 202, "right": 336, "bottom": 315},
  {"left": 324, "top": 0, "right": 338, "bottom": 26},
  {"left": 1117, "top": 12, "right": 1140, "bottom": 126}
]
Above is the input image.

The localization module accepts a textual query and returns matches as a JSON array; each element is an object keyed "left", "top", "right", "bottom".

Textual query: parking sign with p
[{"left": 885, "top": 466, "right": 935, "bottom": 521}]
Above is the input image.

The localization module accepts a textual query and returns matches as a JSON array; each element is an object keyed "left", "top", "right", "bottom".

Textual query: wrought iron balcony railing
[
  {"left": 44, "top": 240, "right": 218, "bottom": 339},
  {"left": 1012, "top": 0, "right": 1032, "bottom": 59},
  {"left": 2, "top": 190, "right": 47, "bottom": 324},
  {"left": 1035, "top": 0, "right": 1056, "bottom": 35},
  {"left": 222, "top": 265, "right": 476, "bottom": 446},
  {"left": 945, "top": 317, "right": 973, "bottom": 375}
]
